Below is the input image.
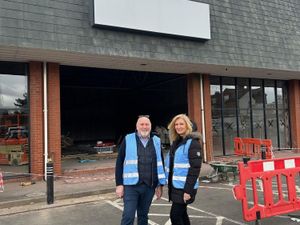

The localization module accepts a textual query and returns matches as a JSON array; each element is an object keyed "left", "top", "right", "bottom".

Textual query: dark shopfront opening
[{"left": 60, "top": 66, "right": 187, "bottom": 156}]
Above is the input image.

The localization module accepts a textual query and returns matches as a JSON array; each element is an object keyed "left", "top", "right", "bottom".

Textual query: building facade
[{"left": 0, "top": 0, "right": 300, "bottom": 178}]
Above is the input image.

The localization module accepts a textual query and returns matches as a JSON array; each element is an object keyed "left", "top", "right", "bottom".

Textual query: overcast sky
[{"left": 0, "top": 74, "right": 27, "bottom": 109}]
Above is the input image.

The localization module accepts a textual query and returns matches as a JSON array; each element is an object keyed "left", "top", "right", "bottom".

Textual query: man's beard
[{"left": 140, "top": 131, "right": 150, "bottom": 138}]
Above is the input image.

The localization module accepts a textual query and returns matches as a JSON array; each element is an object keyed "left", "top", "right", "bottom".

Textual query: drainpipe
[
  {"left": 200, "top": 75, "right": 207, "bottom": 162},
  {"left": 43, "top": 62, "right": 48, "bottom": 180}
]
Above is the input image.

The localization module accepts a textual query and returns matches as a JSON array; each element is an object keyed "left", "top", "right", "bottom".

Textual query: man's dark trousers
[{"left": 121, "top": 183, "right": 155, "bottom": 225}]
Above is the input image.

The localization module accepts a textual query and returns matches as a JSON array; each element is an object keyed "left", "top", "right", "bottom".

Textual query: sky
[{"left": 0, "top": 74, "right": 27, "bottom": 109}]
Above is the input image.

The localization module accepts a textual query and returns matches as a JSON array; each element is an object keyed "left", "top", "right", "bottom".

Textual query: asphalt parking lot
[
  {"left": 1, "top": 181, "right": 300, "bottom": 225},
  {"left": 104, "top": 181, "right": 300, "bottom": 225}
]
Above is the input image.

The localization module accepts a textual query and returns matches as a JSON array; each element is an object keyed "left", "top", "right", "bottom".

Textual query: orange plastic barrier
[
  {"left": 233, "top": 157, "right": 300, "bottom": 221},
  {"left": 234, "top": 137, "right": 273, "bottom": 159}
]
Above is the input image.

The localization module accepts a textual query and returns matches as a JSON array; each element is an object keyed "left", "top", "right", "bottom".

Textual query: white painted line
[
  {"left": 149, "top": 213, "right": 215, "bottom": 219},
  {"left": 216, "top": 216, "right": 224, "bottom": 225},
  {"left": 148, "top": 213, "right": 169, "bottom": 217},
  {"left": 164, "top": 219, "right": 171, "bottom": 225},
  {"left": 151, "top": 203, "right": 172, "bottom": 206},
  {"left": 186, "top": 204, "right": 246, "bottom": 225},
  {"left": 113, "top": 198, "right": 123, "bottom": 203},
  {"left": 106, "top": 200, "right": 159, "bottom": 225},
  {"left": 116, "top": 202, "right": 171, "bottom": 206},
  {"left": 161, "top": 197, "right": 247, "bottom": 225},
  {"left": 199, "top": 185, "right": 233, "bottom": 191},
  {"left": 148, "top": 220, "right": 160, "bottom": 225},
  {"left": 189, "top": 215, "right": 215, "bottom": 218},
  {"left": 106, "top": 200, "right": 124, "bottom": 210}
]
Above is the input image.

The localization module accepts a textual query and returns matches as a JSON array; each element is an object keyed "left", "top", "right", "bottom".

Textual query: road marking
[
  {"left": 187, "top": 204, "right": 246, "bottom": 225},
  {"left": 216, "top": 216, "right": 224, "bottom": 225},
  {"left": 148, "top": 213, "right": 169, "bottom": 217},
  {"left": 115, "top": 203, "right": 171, "bottom": 206},
  {"left": 109, "top": 193, "right": 246, "bottom": 225},
  {"left": 199, "top": 185, "right": 233, "bottom": 191},
  {"left": 164, "top": 219, "right": 171, "bottom": 225},
  {"left": 106, "top": 200, "right": 159, "bottom": 225},
  {"left": 151, "top": 203, "right": 172, "bottom": 206},
  {"left": 114, "top": 198, "right": 122, "bottom": 203},
  {"left": 106, "top": 200, "right": 123, "bottom": 211},
  {"left": 149, "top": 213, "right": 215, "bottom": 219},
  {"left": 161, "top": 197, "right": 246, "bottom": 225}
]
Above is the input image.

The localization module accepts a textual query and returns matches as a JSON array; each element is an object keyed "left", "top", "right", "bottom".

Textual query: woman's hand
[
  {"left": 183, "top": 193, "right": 191, "bottom": 203},
  {"left": 155, "top": 186, "right": 163, "bottom": 200}
]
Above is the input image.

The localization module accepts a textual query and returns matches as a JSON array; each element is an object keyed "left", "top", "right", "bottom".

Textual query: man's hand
[
  {"left": 183, "top": 192, "right": 191, "bottom": 203},
  {"left": 116, "top": 185, "right": 124, "bottom": 198},
  {"left": 155, "top": 186, "right": 163, "bottom": 200}
]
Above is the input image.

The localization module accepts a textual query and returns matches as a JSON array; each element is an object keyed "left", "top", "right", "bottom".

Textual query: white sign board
[{"left": 93, "top": 0, "right": 211, "bottom": 40}]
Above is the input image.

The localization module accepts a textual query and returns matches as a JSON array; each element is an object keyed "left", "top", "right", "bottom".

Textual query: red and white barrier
[
  {"left": 233, "top": 157, "right": 300, "bottom": 221},
  {"left": 234, "top": 137, "right": 273, "bottom": 159}
]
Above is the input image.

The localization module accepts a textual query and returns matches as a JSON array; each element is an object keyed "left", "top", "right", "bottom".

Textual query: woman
[{"left": 165, "top": 114, "right": 202, "bottom": 225}]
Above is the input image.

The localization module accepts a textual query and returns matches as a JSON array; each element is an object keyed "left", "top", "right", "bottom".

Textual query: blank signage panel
[{"left": 93, "top": 0, "right": 211, "bottom": 40}]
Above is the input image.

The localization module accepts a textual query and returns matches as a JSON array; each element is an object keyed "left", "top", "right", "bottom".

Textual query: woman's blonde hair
[{"left": 168, "top": 114, "right": 193, "bottom": 144}]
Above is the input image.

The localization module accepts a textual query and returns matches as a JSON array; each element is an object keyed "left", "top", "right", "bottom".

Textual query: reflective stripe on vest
[
  {"left": 123, "top": 133, "right": 166, "bottom": 185},
  {"left": 165, "top": 139, "right": 199, "bottom": 189}
]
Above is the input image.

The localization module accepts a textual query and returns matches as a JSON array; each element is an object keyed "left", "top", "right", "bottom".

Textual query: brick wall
[
  {"left": 47, "top": 63, "right": 61, "bottom": 175},
  {"left": 29, "top": 61, "right": 62, "bottom": 178},
  {"left": 29, "top": 61, "right": 44, "bottom": 179},
  {"left": 289, "top": 80, "right": 300, "bottom": 151},
  {"left": 187, "top": 74, "right": 201, "bottom": 133},
  {"left": 203, "top": 75, "right": 213, "bottom": 161},
  {"left": 187, "top": 74, "right": 213, "bottom": 161}
]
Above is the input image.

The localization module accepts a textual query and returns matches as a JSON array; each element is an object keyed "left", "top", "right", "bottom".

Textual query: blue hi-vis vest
[
  {"left": 123, "top": 133, "right": 166, "bottom": 185},
  {"left": 165, "top": 139, "right": 199, "bottom": 189}
]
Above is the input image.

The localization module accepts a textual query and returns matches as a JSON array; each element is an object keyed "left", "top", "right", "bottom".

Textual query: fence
[
  {"left": 233, "top": 157, "right": 300, "bottom": 222},
  {"left": 234, "top": 137, "right": 273, "bottom": 159}
]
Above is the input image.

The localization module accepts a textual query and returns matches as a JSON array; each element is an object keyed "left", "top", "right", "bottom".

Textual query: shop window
[
  {"left": 0, "top": 62, "right": 28, "bottom": 176},
  {"left": 210, "top": 76, "right": 290, "bottom": 156},
  {"left": 222, "top": 77, "right": 237, "bottom": 154}
]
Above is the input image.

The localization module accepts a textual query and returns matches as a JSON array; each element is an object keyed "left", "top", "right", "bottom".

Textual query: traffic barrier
[
  {"left": 233, "top": 157, "right": 300, "bottom": 222},
  {"left": 234, "top": 137, "right": 273, "bottom": 159}
]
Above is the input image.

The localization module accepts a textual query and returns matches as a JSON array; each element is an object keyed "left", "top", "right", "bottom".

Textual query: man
[{"left": 115, "top": 115, "right": 166, "bottom": 225}]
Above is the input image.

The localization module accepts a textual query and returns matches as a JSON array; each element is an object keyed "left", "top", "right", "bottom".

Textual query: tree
[{"left": 14, "top": 93, "right": 28, "bottom": 108}]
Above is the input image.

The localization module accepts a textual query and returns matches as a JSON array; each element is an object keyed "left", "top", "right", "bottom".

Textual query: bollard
[
  {"left": 47, "top": 159, "right": 54, "bottom": 204},
  {"left": 255, "top": 211, "right": 261, "bottom": 225},
  {"left": 243, "top": 156, "right": 250, "bottom": 165}
]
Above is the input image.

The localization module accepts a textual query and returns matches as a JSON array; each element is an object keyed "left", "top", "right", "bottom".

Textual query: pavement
[{"left": 1, "top": 149, "right": 300, "bottom": 209}]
